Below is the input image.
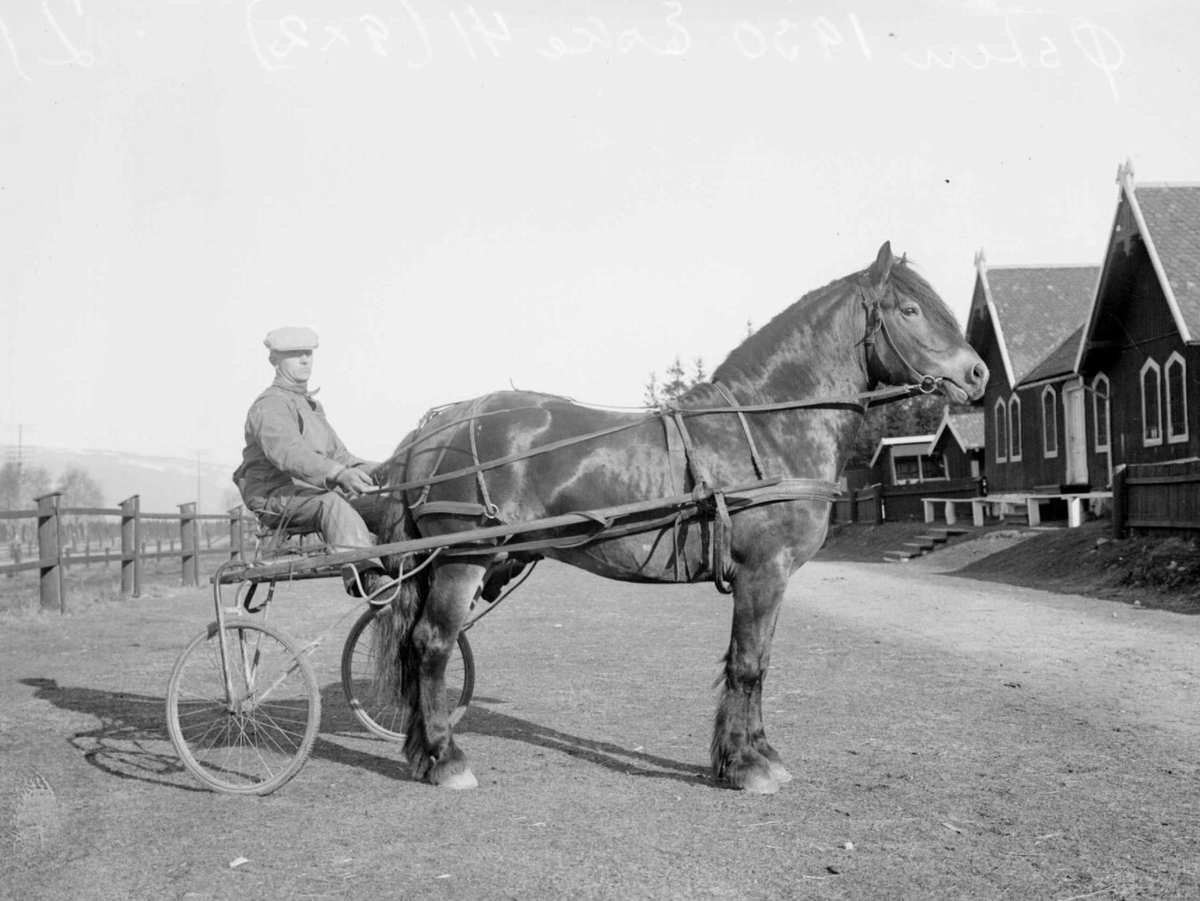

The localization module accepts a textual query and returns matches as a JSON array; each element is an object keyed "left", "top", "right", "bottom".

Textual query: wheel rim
[
  {"left": 343, "top": 610, "right": 473, "bottom": 740},
  {"left": 168, "top": 621, "right": 319, "bottom": 794}
]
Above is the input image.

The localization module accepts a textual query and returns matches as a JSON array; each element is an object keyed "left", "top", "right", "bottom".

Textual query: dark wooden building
[
  {"left": 1076, "top": 161, "right": 1200, "bottom": 477},
  {"left": 928, "top": 408, "right": 985, "bottom": 480},
  {"left": 868, "top": 435, "right": 944, "bottom": 487},
  {"left": 965, "top": 254, "right": 1099, "bottom": 492}
]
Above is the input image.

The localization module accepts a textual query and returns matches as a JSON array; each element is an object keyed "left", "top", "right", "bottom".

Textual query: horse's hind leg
[
  {"left": 403, "top": 560, "right": 485, "bottom": 790},
  {"left": 711, "top": 565, "right": 790, "bottom": 794}
]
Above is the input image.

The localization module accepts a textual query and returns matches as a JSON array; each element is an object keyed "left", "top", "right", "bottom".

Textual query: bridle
[{"left": 858, "top": 273, "right": 942, "bottom": 395}]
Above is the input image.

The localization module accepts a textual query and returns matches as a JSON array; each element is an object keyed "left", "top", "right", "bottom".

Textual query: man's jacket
[{"left": 234, "top": 379, "right": 370, "bottom": 503}]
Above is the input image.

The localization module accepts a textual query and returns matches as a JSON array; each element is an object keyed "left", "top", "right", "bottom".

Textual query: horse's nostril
[{"left": 971, "top": 362, "right": 989, "bottom": 385}]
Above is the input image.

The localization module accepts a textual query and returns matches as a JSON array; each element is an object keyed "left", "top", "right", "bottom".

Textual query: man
[{"left": 234, "top": 326, "right": 395, "bottom": 599}]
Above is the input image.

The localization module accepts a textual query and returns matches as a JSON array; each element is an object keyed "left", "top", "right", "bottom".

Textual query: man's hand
[{"left": 334, "top": 466, "right": 376, "bottom": 497}]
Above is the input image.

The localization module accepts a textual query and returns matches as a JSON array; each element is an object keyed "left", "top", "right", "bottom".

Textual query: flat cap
[{"left": 264, "top": 326, "right": 319, "bottom": 352}]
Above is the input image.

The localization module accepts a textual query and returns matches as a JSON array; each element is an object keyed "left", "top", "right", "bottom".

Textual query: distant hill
[{"left": 2, "top": 446, "right": 243, "bottom": 515}]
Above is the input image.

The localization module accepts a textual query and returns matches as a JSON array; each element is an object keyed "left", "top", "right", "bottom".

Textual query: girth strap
[{"left": 666, "top": 407, "right": 736, "bottom": 594}]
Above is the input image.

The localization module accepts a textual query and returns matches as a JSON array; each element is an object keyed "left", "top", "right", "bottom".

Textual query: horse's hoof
[
  {"left": 437, "top": 768, "right": 478, "bottom": 791},
  {"left": 740, "top": 771, "right": 780, "bottom": 795},
  {"left": 767, "top": 760, "right": 793, "bottom": 784}
]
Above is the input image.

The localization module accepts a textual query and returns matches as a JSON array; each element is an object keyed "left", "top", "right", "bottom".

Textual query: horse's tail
[{"left": 369, "top": 498, "right": 430, "bottom": 718}]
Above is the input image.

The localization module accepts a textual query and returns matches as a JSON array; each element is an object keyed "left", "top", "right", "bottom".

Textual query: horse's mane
[{"left": 711, "top": 256, "right": 958, "bottom": 385}]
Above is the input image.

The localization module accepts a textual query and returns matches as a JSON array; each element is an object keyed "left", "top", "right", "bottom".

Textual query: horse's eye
[{"left": 900, "top": 305, "right": 920, "bottom": 318}]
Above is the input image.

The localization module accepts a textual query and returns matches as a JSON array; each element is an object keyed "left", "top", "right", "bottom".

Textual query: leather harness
[{"left": 384, "top": 277, "right": 944, "bottom": 593}]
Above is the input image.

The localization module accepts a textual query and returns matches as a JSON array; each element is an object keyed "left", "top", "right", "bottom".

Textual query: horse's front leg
[
  {"left": 711, "top": 561, "right": 791, "bottom": 794},
  {"left": 404, "top": 560, "right": 485, "bottom": 790}
]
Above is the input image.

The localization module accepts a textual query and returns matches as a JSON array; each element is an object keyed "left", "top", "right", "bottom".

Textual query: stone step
[
  {"left": 916, "top": 532, "right": 947, "bottom": 544},
  {"left": 926, "top": 527, "right": 971, "bottom": 540},
  {"left": 903, "top": 539, "right": 935, "bottom": 551},
  {"left": 883, "top": 547, "right": 924, "bottom": 562}
]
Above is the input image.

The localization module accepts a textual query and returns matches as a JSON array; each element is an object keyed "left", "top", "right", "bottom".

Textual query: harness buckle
[{"left": 919, "top": 375, "right": 940, "bottom": 394}]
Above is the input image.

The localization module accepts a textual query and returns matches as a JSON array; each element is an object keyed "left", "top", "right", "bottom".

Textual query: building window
[
  {"left": 1141, "top": 358, "right": 1162, "bottom": 446},
  {"left": 1166, "top": 352, "right": 1188, "bottom": 443},
  {"left": 1042, "top": 386, "right": 1058, "bottom": 458},
  {"left": 891, "top": 452, "right": 947, "bottom": 484},
  {"left": 893, "top": 457, "right": 920, "bottom": 483},
  {"left": 1009, "top": 395, "right": 1022, "bottom": 461},
  {"left": 994, "top": 398, "right": 1008, "bottom": 463},
  {"left": 1093, "top": 373, "right": 1110, "bottom": 451},
  {"left": 921, "top": 454, "right": 947, "bottom": 480}
]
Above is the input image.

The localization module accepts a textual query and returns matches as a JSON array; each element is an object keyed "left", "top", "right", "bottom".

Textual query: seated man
[{"left": 233, "top": 326, "right": 394, "bottom": 599}]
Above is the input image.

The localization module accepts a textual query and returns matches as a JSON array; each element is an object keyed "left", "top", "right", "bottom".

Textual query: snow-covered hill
[{"left": 2, "top": 446, "right": 242, "bottom": 514}]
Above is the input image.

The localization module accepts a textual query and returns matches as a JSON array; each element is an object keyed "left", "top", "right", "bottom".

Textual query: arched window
[
  {"left": 994, "top": 398, "right": 1008, "bottom": 463},
  {"left": 1092, "top": 373, "right": 1111, "bottom": 452},
  {"left": 1042, "top": 386, "right": 1058, "bottom": 458},
  {"left": 1166, "top": 352, "right": 1188, "bottom": 443},
  {"left": 1009, "top": 395, "right": 1022, "bottom": 462},
  {"left": 1141, "top": 358, "right": 1162, "bottom": 446}
]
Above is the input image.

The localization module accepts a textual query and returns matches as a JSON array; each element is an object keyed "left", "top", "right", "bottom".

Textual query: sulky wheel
[
  {"left": 340, "top": 604, "right": 474, "bottom": 741},
  {"left": 166, "top": 618, "right": 321, "bottom": 795}
]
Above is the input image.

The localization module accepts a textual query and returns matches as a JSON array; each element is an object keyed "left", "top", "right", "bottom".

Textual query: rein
[
  {"left": 366, "top": 379, "right": 925, "bottom": 499},
  {"left": 361, "top": 270, "right": 948, "bottom": 593}
]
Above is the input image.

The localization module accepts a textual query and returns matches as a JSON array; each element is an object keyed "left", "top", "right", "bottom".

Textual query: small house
[
  {"left": 927, "top": 408, "right": 986, "bottom": 481},
  {"left": 868, "top": 435, "right": 944, "bottom": 486}
]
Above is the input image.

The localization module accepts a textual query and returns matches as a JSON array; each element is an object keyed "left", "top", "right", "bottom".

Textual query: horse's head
[{"left": 860, "top": 242, "right": 988, "bottom": 404}]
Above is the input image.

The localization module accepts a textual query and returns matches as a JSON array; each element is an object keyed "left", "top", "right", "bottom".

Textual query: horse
[{"left": 371, "top": 242, "right": 988, "bottom": 793}]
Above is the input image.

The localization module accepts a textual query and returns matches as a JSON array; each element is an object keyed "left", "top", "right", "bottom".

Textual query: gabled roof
[
  {"left": 928, "top": 409, "right": 985, "bottom": 455},
  {"left": 1077, "top": 161, "right": 1200, "bottom": 360},
  {"left": 868, "top": 435, "right": 936, "bottom": 469},
  {"left": 968, "top": 252, "right": 1099, "bottom": 388},
  {"left": 1021, "top": 324, "right": 1086, "bottom": 386}
]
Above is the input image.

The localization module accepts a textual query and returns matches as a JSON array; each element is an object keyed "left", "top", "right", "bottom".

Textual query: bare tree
[
  {"left": 0, "top": 462, "right": 51, "bottom": 510},
  {"left": 57, "top": 466, "right": 105, "bottom": 508}
]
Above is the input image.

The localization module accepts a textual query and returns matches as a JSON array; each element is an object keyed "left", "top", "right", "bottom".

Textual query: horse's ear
[{"left": 868, "top": 241, "right": 893, "bottom": 288}]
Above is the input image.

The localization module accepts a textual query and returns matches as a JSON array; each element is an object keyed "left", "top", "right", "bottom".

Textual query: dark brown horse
[{"left": 373, "top": 242, "right": 988, "bottom": 793}]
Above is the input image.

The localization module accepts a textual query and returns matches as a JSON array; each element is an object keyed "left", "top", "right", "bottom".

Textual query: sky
[{"left": 2, "top": 0, "right": 1198, "bottom": 474}]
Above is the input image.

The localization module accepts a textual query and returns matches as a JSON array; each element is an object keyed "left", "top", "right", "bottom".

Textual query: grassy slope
[{"left": 817, "top": 519, "right": 1200, "bottom": 614}]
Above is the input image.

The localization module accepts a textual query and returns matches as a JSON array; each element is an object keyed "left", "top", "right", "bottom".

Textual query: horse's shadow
[
  {"left": 455, "top": 698, "right": 712, "bottom": 786},
  {"left": 18, "top": 677, "right": 710, "bottom": 792}
]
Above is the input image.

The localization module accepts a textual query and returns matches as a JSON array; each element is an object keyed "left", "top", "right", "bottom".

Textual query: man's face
[{"left": 274, "top": 349, "right": 314, "bottom": 383}]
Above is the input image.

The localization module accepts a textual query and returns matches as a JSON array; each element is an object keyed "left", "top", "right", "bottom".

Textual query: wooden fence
[
  {"left": 831, "top": 478, "right": 983, "bottom": 526},
  {"left": 0, "top": 492, "right": 258, "bottom": 613},
  {"left": 1112, "top": 460, "right": 1200, "bottom": 538}
]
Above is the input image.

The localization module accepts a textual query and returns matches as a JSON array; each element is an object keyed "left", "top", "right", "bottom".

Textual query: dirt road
[{"left": 2, "top": 557, "right": 1198, "bottom": 899}]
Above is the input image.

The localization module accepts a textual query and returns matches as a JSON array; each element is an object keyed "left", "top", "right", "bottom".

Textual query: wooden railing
[{"left": 0, "top": 493, "right": 257, "bottom": 613}]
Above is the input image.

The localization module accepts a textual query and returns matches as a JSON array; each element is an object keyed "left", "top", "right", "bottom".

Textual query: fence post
[
  {"left": 180, "top": 502, "right": 198, "bottom": 587},
  {"left": 871, "top": 484, "right": 884, "bottom": 525},
  {"left": 1112, "top": 464, "right": 1126, "bottom": 540},
  {"left": 229, "top": 506, "right": 244, "bottom": 562},
  {"left": 848, "top": 487, "right": 858, "bottom": 524},
  {"left": 120, "top": 495, "right": 142, "bottom": 598},
  {"left": 36, "top": 492, "right": 65, "bottom": 613}
]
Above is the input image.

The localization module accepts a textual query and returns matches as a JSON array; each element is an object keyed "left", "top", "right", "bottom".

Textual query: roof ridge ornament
[
  {"left": 1116, "top": 157, "right": 1136, "bottom": 191},
  {"left": 973, "top": 248, "right": 987, "bottom": 272}
]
